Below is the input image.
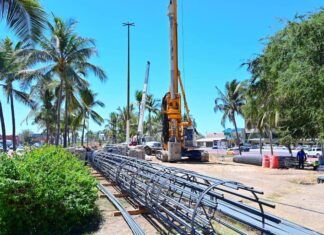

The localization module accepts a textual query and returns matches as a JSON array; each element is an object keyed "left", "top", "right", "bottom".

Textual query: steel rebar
[{"left": 91, "top": 150, "right": 321, "bottom": 235}]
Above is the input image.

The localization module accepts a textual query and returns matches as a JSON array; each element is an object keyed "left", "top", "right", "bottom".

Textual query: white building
[{"left": 197, "top": 133, "right": 227, "bottom": 148}]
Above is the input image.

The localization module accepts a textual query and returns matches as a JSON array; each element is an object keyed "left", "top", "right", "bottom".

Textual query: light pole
[{"left": 123, "top": 22, "right": 135, "bottom": 144}]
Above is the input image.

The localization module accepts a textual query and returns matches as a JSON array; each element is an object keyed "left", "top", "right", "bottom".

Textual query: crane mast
[
  {"left": 169, "top": 0, "right": 179, "bottom": 98},
  {"left": 137, "top": 61, "right": 150, "bottom": 144},
  {"left": 158, "top": 0, "right": 208, "bottom": 162}
]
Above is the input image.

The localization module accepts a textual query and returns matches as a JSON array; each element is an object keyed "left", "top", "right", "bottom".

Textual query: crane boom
[{"left": 137, "top": 61, "right": 151, "bottom": 144}]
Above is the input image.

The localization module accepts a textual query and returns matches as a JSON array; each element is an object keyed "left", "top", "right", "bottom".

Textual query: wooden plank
[
  {"left": 96, "top": 176, "right": 106, "bottom": 180},
  {"left": 101, "top": 182, "right": 116, "bottom": 187},
  {"left": 99, "top": 192, "right": 128, "bottom": 199},
  {"left": 113, "top": 208, "right": 148, "bottom": 217},
  {"left": 113, "top": 193, "right": 129, "bottom": 198},
  {"left": 99, "top": 193, "right": 106, "bottom": 199}
]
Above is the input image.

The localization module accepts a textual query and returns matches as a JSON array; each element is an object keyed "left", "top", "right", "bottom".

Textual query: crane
[
  {"left": 137, "top": 61, "right": 151, "bottom": 145},
  {"left": 156, "top": 0, "right": 209, "bottom": 162}
]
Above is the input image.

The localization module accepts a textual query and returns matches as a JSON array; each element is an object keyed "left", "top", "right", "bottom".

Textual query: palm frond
[{"left": 1, "top": 0, "right": 46, "bottom": 42}]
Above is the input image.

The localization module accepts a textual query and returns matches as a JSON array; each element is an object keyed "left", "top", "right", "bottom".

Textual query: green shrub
[{"left": 0, "top": 146, "right": 98, "bottom": 235}]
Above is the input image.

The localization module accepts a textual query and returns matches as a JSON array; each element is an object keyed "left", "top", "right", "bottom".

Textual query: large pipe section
[{"left": 91, "top": 151, "right": 321, "bottom": 235}]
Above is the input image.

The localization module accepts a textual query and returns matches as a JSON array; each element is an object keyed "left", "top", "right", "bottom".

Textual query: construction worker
[{"left": 297, "top": 148, "right": 307, "bottom": 169}]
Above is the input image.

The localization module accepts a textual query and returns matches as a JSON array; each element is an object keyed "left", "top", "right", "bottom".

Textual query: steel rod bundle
[
  {"left": 97, "top": 184, "right": 145, "bottom": 235},
  {"left": 91, "top": 151, "right": 321, "bottom": 235}
]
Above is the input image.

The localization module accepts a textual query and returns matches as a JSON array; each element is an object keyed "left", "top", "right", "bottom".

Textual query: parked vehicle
[
  {"left": 240, "top": 144, "right": 250, "bottom": 152},
  {"left": 144, "top": 141, "right": 162, "bottom": 155},
  {"left": 227, "top": 147, "right": 239, "bottom": 155},
  {"left": 306, "top": 147, "right": 322, "bottom": 157}
]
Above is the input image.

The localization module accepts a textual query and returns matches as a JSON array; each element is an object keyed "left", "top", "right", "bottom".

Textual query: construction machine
[{"left": 156, "top": 0, "right": 209, "bottom": 162}]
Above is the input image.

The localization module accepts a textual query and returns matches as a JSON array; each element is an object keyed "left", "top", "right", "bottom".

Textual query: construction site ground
[{"left": 91, "top": 154, "right": 324, "bottom": 235}]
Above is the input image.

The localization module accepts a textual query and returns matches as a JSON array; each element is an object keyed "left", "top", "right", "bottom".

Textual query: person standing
[{"left": 297, "top": 149, "right": 307, "bottom": 169}]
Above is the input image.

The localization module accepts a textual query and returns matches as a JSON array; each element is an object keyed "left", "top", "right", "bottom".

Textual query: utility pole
[{"left": 123, "top": 22, "right": 135, "bottom": 145}]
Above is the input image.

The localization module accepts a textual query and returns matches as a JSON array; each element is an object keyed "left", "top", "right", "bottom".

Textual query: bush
[{"left": 0, "top": 146, "right": 98, "bottom": 235}]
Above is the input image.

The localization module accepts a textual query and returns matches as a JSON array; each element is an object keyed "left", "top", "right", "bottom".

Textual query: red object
[
  {"left": 262, "top": 155, "right": 270, "bottom": 168},
  {"left": 270, "top": 155, "right": 279, "bottom": 169}
]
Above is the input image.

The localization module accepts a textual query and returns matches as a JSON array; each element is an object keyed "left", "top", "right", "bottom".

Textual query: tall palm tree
[
  {"left": 79, "top": 88, "right": 105, "bottom": 146},
  {"left": 0, "top": 101, "right": 6, "bottom": 151},
  {"left": 214, "top": 80, "right": 245, "bottom": 149},
  {"left": 0, "top": 0, "right": 46, "bottom": 41},
  {"left": 0, "top": 38, "right": 34, "bottom": 150},
  {"left": 146, "top": 94, "right": 160, "bottom": 137},
  {"left": 25, "top": 16, "right": 107, "bottom": 146}
]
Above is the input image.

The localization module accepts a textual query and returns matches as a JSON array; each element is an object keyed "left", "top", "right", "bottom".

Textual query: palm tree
[
  {"left": 146, "top": 94, "right": 160, "bottom": 136},
  {"left": 214, "top": 80, "right": 245, "bottom": 150},
  {"left": 25, "top": 16, "right": 107, "bottom": 146},
  {"left": 0, "top": 0, "right": 46, "bottom": 41},
  {"left": 0, "top": 101, "right": 6, "bottom": 151},
  {"left": 0, "top": 38, "right": 34, "bottom": 150},
  {"left": 135, "top": 90, "right": 143, "bottom": 119},
  {"left": 116, "top": 105, "right": 135, "bottom": 143},
  {"left": 79, "top": 88, "right": 105, "bottom": 146},
  {"left": 107, "top": 112, "right": 119, "bottom": 144}
]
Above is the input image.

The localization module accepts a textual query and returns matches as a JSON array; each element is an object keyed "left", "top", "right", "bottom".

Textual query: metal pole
[{"left": 123, "top": 22, "right": 135, "bottom": 145}]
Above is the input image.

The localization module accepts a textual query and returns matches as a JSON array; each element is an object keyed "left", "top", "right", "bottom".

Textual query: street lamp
[{"left": 123, "top": 22, "right": 135, "bottom": 144}]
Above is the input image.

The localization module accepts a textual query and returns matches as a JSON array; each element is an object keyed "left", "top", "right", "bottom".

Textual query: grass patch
[{"left": 289, "top": 176, "right": 317, "bottom": 185}]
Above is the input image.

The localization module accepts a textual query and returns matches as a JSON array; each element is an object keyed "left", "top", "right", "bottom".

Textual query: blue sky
[{"left": 0, "top": 0, "right": 323, "bottom": 135}]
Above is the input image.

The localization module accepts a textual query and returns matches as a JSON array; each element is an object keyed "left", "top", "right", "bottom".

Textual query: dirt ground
[{"left": 92, "top": 155, "right": 324, "bottom": 234}]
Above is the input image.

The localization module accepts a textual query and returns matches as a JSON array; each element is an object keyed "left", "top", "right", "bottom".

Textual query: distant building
[
  {"left": 0, "top": 135, "right": 19, "bottom": 145},
  {"left": 197, "top": 132, "right": 227, "bottom": 148},
  {"left": 244, "top": 128, "right": 279, "bottom": 144},
  {"left": 223, "top": 128, "right": 246, "bottom": 144},
  {"left": 31, "top": 133, "right": 47, "bottom": 143}
]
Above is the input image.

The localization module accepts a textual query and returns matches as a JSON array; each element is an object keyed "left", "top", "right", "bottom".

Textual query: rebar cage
[{"left": 91, "top": 150, "right": 321, "bottom": 235}]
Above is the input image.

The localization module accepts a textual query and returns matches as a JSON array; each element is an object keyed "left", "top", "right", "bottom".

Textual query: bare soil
[{"left": 91, "top": 155, "right": 324, "bottom": 234}]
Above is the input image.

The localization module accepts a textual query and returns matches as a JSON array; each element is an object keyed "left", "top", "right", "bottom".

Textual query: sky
[{"left": 0, "top": 0, "right": 323, "bottom": 135}]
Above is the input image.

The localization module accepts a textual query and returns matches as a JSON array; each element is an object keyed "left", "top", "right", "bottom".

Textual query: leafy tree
[{"left": 245, "top": 10, "right": 324, "bottom": 148}]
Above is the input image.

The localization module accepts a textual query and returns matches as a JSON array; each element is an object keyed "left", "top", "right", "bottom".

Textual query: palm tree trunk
[
  {"left": 63, "top": 92, "right": 69, "bottom": 148},
  {"left": 259, "top": 135, "right": 263, "bottom": 156},
  {"left": 9, "top": 92, "right": 16, "bottom": 150},
  {"left": 81, "top": 118, "right": 86, "bottom": 146},
  {"left": 149, "top": 111, "right": 152, "bottom": 136},
  {"left": 269, "top": 129, "right": 274, "bottom": 156},
  {"left": 46, "top": 121, "right": 49, "bottom": 144},
  {"left": 55, "top": 81, "right": 63, "bottom": 146},
  {"left": 67, "top": 128, "right": 70, "bottom": 146},
  {"left": 0, "top": 101, "right": 7, "bottom": 152},
  {"left": 232, "top": 115, "right": 241, "bottom": 155}
]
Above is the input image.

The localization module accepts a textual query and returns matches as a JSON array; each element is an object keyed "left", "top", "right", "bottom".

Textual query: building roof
[
  {"left": 223, "top": 128, "right": 244, "bottom": 133},
  {"left": 205, "top": 132, "right": 225, "bottom": 138},
  {"left": 197, "top": 132, "right": 226, "bottom": 142}
]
